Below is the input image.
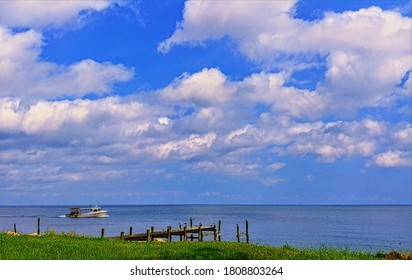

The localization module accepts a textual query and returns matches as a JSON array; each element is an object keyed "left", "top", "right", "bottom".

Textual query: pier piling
[
  {"left": 183, "top": 226, "right": 187, "bottom": 241},
  {"left": 246, "top": 220, "right": 249, "bottom": 243},
  {"left": 189, "top": 218, "right": 194, "bottom": 241},
  {"left": 167, "top": 227, "right": 172, "bottom": 242},
  {"left": 218, "top": 220, "right": 221, "bottom": 241},
  {"left": 237, "top": 220, "right": 249, "bottom": 243}
]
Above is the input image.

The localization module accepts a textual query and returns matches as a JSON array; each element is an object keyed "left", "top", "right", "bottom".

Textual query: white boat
[{"left": 66, "top": 205, "right": 108, "bottom": 218}]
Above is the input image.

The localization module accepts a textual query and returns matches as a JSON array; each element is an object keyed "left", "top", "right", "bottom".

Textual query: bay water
[{"left": 1, "top": 205, "right": 411, "bottom": 253}]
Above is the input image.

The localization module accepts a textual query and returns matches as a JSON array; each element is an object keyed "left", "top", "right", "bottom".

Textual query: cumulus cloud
[
  {"left": 0, "top": 96, "right": 168, "bottom": 153},
  {"left": 0, "top": 0, "right": 114, "bottom": 30},
  {"left": 160, "top": 68, "right": 326, "bottom": 121},
  {"left": 1, "top": 0, "right": 411, "bottom": 198},
  {"left": 370, "top": 150, "right": 412, "bottom": 167},
  {"left": 0, "top": 91, "right": 410, "bottom": 191},
  {"left": 393, "top": 124, "right": 412, "bottom": 147},
  {"left": 241, "top": 72, "right": 326, "bottom": 119},
  {"left": 159, "top": 1, "right": 411, "bottom": 116},
  {"left": 150, "top": 133, "right": 217, "bottom": 160},
  {"left": 160, "top": 2, "right": 410, "bottom": 66},
  {"left": 0, "top": 1, "right": 134, "bottom": 101},
  {"left": 157, "top": 0, "right": 298, "bottom": 54},
  {"left": 285, "top": 119, "right": 383, "bottom": 162},
  {"left": 0, "top": 27, "right": 134, "bottom": 100},
  {"left": 160, "top": 68, "right": 235, "bottom": 105}
]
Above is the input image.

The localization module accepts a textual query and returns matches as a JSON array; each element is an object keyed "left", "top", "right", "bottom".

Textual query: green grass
[{"left": 0, "top": 233, "right": 401, "bottom": 260}]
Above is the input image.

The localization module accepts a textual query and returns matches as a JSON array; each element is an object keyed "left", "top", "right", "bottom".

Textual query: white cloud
[
  {"left": 221, "top": 116, "right": 386, "bottom": 163},
  {"left": 157, "top": 0, "right": 298, "bottom": 54},
  {"left": 0, "top": 1, "right": 114, "bottom": 30},
  {"left": 393, "top": 124, "right": 412, "bottom": 147},
  {"left": 263, "top": 177, "right": 284, "bottom": 186},
  {"left": 266, "top": 163, "right": 286, "bottom": 172},
  {"left": 370, "top": 150, "right": 412, "bottom": 167},
  {"left": 160, "top": 68, "right": 234, "bottom": 105},
  {"left": 159, "top": 2, "right": 411, "bottom": 116},
  {"left": 161, "top": 2, "right": 410, "bottom": 66},
  {"left": 160, "top": 69, "right": 327, "bottom": 122},
  {"left": 0, "top": 97, "right": 159, "bottom": 143},
  {"left": 151, "top": 133, "right": 217, "bottom": 160},
  {"left": 285, "top": 119, "right": 382, "bottom": 162},
  {"left": 0, "top": 1, "right": 133, "bottom": 101},
  {"left": 1, "top": 61, "right": 408, "bottom": 179},
  {"left": 0, "top": 98, "right": 23, "bottom": 132},
  {"left": 191, "top": 107, "right": 224, "bottom": 129},
  {"left": 34, "top": 59, "right": 133, "bottom": 98},
  {"left": 241, "top": 72, "right": 326, "bottom": 119},
  {"left": 0, "top": 149, "right": 46, "bottom": 164},
  {"left": 0, "top": 27, "right": 133, "bottom": 99},
  {"left": 191, "top": 160, "right": 260, "bottom": 177}
]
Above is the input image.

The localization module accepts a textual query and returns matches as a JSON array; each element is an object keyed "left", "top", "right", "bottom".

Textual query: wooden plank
[{"left": 120, "top": 224, "right": 220, "bottom": 242}]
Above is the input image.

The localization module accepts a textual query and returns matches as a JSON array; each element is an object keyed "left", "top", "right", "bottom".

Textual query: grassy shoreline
[{"left": 0, "top": 232, "right": 410, "bottom": 260}]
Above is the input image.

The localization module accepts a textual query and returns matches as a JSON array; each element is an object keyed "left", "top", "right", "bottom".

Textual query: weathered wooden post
[
  {"left": 14, "top": 224, "right": 17, "bottom": 233},
  {"left": 183, "top": 226, "right": 187, "bottom": 241},
  {"left": 129, "top": 226, "right": 133, "bottom": 236},
  {"left": 179, "top": 224, "right": 183, "bottom": 241},
  {"left": 167, "top": 227, "right": 172, "bottom": 242},
  {"left": 37, "top": 217, "right": 40, "bottom": 235},
  {"left": 150, "top": 226, "right": 155, "bottom": 241},
  {"left": 197, "top": 225, "right": 202, "bottom": 242},
  {"left": 236, "top": 224, "right": 240, "bottom": 242},
  {"left": 218, "top": 220, "right": 221, "bottom": 241},
  {"left": 146, "top": 229, "right": 151, "bottom": 242},
  {"left": 245, "top": 220, "right": 249, "bottom": 243},
  {"left": 213, "top": 223, "right": 217, "bottom": 241},
  {"left": 101, "top": 228, "right": 105, "bottom": 238},
  {"left": 120, "top": 231, "right": 124, "bottom": 240},
  {"left": 190, "top": 218, "right": 194, "bottom": 241}
]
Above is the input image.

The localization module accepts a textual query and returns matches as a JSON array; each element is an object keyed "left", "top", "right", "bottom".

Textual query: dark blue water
[{"left": 0, "top": 205, "right": 411, "bottom": 252}]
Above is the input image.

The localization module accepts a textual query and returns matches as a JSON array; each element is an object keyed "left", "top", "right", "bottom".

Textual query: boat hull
[
  {"left": 65, "top": 206, "right": 109, "bottom": 218},
  {"left": 66, "top": 211, "right": 108, "bottom": 218}
]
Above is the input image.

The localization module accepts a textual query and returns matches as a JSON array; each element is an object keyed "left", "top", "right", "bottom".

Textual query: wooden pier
[
  {"left": 114, "top": 221, "right": 222, "bottom": 242},
  {"left": 5, "top": 217, "right": 249, "bottom": 243}
]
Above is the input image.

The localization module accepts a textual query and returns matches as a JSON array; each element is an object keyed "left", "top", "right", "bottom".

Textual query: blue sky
[{"left": 0, "top": 0, "right": 411, "bottom": 205}]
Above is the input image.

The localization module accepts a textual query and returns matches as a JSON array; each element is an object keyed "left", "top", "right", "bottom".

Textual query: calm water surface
[{"left": 0, "top": 205, "right": 411, "bottom": 252}]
